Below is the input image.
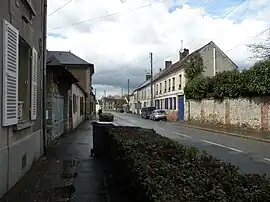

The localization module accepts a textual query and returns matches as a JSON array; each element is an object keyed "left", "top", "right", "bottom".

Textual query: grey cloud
[{"left": 93, "top": 66, "right": 147, "bottom": 90}]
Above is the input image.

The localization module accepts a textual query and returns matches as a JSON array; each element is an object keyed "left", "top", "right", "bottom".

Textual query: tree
[
  {"left": 184, "top": 52, "right": 205, "bottom": 81},
  {"left": 247, "top": 30, "right": 270, "bottom": 60}
]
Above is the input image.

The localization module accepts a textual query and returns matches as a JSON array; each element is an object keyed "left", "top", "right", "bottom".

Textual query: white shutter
[
  {"left": 31, "top": 47, "right": 38, "bottom": 120},
  {"left": 2, "top": 20, "right": 19, "bottom": 126}
]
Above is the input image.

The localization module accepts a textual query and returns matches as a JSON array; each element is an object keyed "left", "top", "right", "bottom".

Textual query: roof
[
  {"left": 133, "top": 41, "right": 238, "bottom": 92},
  {"left": 103, "top": 97, "right": 117, "bottom": 102},
  {"left": 46, "top": 54, "right": 79, "bottom": 83},
  {"left": 154, "top": 41, "right": 238, "bottom": 82},
  {"left": 47, "top": 51, "right": 88, "bottom": 96},
  {"left": 47, "top": 50, "right": 94, "bottom": 74},
  {"left": 47, "top": 50, "right": 91, "bottom": 65},
  {"left": 134, "top": 70, "right": 164, "bottom": 91},
  {"left": 153, "top": 42, "right": 207, "bottom": 82}
]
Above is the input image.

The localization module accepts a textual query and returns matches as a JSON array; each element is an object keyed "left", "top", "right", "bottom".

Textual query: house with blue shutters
[{"left": 133, "top": 41, "right": 237, "bottom": 120}]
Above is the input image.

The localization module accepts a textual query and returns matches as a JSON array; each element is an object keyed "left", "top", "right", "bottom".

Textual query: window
[
  {"left": 80, "top": 97, "right": 84, "bottom": 115},
  {"left": 2, "top": 20, "right": 37, "bottom": 126},
  {"left": 173, "top": 97, "right": 176, "bottom": 109},
  {"left": 168, "top": 79, "right": 171, "bottom": 92},
  {"left": 73, "top": 94, "right": 77, "bottom": 113},
  {"left": 172, "top": 77, "right": 175, "bottom": 91},
  {"left": 159, "top": 83, "right": 162, "bottom": 94},
  {"left": 18, "top": 37, "right": 31, "bottom": 122},
  {"left": 156, "top": 84, "right": 158, "bottom": 94},
  {"left": 164, "top": 80, "right": 167, "bottom": 93},
  {"left": 179, "top": 74, "right": 182, "bottom": 89}
]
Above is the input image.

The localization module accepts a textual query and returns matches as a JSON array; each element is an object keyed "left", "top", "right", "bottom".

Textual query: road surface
[{"left": 112, "top": 112, "right": 270, "bottom": 177}]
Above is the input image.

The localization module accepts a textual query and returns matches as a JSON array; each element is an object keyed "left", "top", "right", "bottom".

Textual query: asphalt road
[{"left": 112, "top": 112, "right": 270, "bottom": 177}]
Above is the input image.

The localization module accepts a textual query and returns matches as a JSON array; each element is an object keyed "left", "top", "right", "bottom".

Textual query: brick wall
[
  {"left": 167, "top": 111, "right": 178, "bottom": 121},
  {"left": 185, "top": 97, "right": 269, "bottom": 130}
]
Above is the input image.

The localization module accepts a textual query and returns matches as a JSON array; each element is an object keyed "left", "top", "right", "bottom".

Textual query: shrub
[
  {"left": 99, "top": 113, "right": 114, "bottom": 122},
  {"left": 184, "top": 59, "right": 270, "bottom": 100},
  {"left": 107, "top": 126, "right": 270, "bottom": 201}
]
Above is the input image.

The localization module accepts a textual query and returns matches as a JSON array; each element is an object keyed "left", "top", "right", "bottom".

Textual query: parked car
[
  {"left": 141, "top": 107, "right": 156, "bottom": 119},
  {"left": 120, "top": 109, "right": 124, "bottom": 113},
  {"left": 150, "top": 109, "right": 167, "bottom": 121}
]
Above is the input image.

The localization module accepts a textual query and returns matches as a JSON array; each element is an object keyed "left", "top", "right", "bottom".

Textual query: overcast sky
[{"left": 46, "top": 0, "right": 270, "bottom": 99}]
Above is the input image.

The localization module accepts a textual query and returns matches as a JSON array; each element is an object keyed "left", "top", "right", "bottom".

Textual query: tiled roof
[
  {"left": 47, "top": 50, "right": 92, "bottom": 65},
  {"left": 153, "top": 42, "right": 210, "bottom": 82}
]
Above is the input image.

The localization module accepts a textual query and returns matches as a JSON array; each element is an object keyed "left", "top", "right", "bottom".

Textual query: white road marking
[
  {"left": 263, "top": 158, "right": 270, "bottom": 162},
  {"left": 201, "top": 139, "right": 244, "bottom": 153},
  {"left": 159, "top": 128, "right": 167, "bottom": 131},
  {"left": 172, "top": 132, "right": 192, "bottom": 138}
]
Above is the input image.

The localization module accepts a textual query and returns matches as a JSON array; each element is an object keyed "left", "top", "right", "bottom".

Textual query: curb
[{"left": 172, "top": 123, "right": 270, "bottom": 143}]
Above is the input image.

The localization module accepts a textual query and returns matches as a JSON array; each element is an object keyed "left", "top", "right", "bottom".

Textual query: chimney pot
[
  {"left": 179, "top": 48, "right": 189, "bottom": 61},
  {"left": 159, "top": 68, "right": 162, "bottom": 72},
  {"left": 146, "top": 73, "right": 151, "bottom": 81},
  {"left": 165, "top": 61, "right": 172, "bottom": 69}
]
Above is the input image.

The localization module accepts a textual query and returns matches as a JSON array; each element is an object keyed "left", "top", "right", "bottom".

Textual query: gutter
[{"left": 42, "top": 0, "right": 47, "bottom": 156}]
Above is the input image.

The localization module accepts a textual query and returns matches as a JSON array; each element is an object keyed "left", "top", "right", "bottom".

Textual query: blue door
[{"left": 178, "top": 95, "right": 184, "bottom": 120}]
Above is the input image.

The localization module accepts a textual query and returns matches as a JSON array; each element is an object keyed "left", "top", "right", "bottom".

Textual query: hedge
[
  {"left": 99, "top": 113, "right": 114, "bottom": 122},
  {"left": 106, "top": 126, "right": 270, "bottom": 201},
  {"left": 184, "top": 59, "right": 270, "bottom": 100}
]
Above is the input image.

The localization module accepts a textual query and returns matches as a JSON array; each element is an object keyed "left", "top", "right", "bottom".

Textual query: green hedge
[
  {"left": 107, "top": 126, "right": 270, "bottom": 201},
  {"left": 99, "top": 113, "right": 114, "bottom": 122},
  {"left": 184, "top": 60, "right": 270, "bottom": 100}
]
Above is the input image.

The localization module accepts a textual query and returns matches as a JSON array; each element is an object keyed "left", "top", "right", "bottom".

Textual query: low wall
[
  {"left": 185, "top": 97, "right": 270, "bottom": 131},
  {"left": 167, "top": 111, "right": 178, "bottom": 121}
]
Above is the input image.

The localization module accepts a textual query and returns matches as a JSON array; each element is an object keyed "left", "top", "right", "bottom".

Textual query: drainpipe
[{"left": 42, "top": 0, "right": 47, "bottom": 156}]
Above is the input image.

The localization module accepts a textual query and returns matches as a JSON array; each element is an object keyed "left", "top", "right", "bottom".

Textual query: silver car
[{"left": 150, "top": 110, "right": 167, "bottom": 121}]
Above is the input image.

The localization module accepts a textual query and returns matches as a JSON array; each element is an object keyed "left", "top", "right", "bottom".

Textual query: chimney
[
  {"left": 179, "top": 48, "right": 189, "bottom": 61},
  {"left": 146, "top": 73, "right": 151, "bottom": 81},
  {"left": 165, "top": 61, "right": 172, "bottom": 69}
]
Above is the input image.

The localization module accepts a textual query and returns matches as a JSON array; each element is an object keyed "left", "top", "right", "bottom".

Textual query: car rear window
[{"left": 156, "top": 110, "right": 165, "bottom": 113}]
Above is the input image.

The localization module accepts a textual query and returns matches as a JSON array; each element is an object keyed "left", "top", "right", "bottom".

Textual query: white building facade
[
  {"left": 72, "top": 83, "right": 86, "bottom": 129},
  {"left": 133, "top": 41, "right": 238, "bottom": 120}
]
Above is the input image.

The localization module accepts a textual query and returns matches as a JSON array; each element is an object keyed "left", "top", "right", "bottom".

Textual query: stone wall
[{"left": 185, "top": 97, "right": 269, "bottom": 130}]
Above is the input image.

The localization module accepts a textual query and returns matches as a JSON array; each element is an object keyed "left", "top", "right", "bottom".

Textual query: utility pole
[
  {"left": 104, "top": 90, "right": 106, "bottom": 98},
  {"left": 121, "top": 87, "right": 123, "bottom": 108},
  {"left": 128, "top": 79, "right": 130, "bottom": 110},
  {"left": 150, "top": 52, "right": 153, "bottom": 107}
]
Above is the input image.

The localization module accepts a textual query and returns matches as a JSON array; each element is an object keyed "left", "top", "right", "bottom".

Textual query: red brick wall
[{"left": 167, "top": 111, "right": 178, "bottom": 121}]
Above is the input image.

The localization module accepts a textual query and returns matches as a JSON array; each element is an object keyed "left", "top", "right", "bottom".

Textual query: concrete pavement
[
  {"left": 113, "top": 112, "right": 270, "bottom": 177},
  {"left": 0, "top": 120, "right": 124, "bottom": 202}
]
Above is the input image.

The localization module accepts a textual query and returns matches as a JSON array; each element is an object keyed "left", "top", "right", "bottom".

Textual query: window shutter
[
  {"left": 31, "top": 47, "right": 38, "bottom": 120},
  {"left": 2, "top": 20, "right": 19, "bottom": 126}
]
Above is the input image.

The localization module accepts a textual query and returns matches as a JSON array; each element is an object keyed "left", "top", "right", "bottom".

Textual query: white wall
[
  {"left": 96, "top": 102, "right": 101, "bottom": 113},
  {"left": 72, "top": 84, "right": 86, "bottom": 129},
  {"left": 154, "top": 68, "right": 186, "bottom": 110}
]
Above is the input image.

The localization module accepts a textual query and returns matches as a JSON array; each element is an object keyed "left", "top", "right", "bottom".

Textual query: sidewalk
[{"left": 0, "top": 120, "right": 110, "bottom": 202}]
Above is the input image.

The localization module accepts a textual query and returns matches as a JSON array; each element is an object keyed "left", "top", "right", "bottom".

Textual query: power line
[
  {"left": 167, "top": 0, "right": 212, "bottom": 34},
  {"left": 48, "top": 0, "right": 73, "bottom": 17},
  {"left": 185, "top": 0, "right": 249, "bottom": 48},
  {"left": 49, "top": 0, "right": 171, "bottom": 30}
]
